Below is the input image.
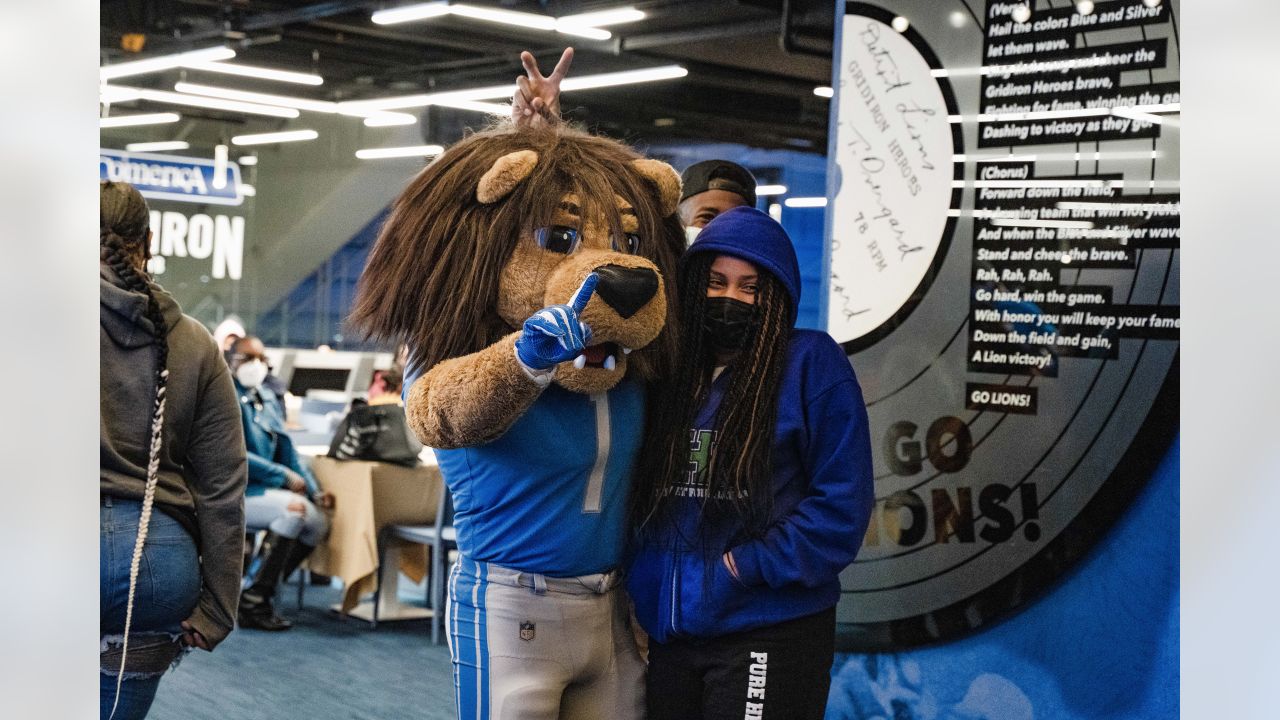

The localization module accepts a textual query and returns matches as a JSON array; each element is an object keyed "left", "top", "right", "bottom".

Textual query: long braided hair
[
  {"left": 101, "top": 180, "right": 170, "bottom": 719},
  {"left": 633, "top": 252, "right": 793, "bottom": 540}
]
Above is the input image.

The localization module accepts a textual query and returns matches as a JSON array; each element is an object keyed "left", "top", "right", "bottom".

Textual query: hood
[
  {"left": 100, "top": 261, "right": 184, "bottom": 349},
  {"left": 683, "top": 206, "right": 801, "bottom": 323}
]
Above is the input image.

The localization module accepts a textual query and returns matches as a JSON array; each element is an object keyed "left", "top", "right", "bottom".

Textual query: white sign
[
  {"left": 145, "top": 210, "right": 244, "bottom": 280},
  {"left": 827, "top": 15, "right": 956, "bottom": 344}
]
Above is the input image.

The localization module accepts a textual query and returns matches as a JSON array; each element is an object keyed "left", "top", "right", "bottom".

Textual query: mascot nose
[{"left": 593, "top": 264, "right": 658, "bottom": 319}]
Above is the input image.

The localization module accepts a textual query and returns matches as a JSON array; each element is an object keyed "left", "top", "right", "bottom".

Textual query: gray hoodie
[{"left": 100, "top": 262, "right": 247, "bottom": 648}]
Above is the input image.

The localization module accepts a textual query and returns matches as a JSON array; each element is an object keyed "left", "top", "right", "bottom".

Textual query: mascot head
[{"left": 351, "top": 124, "right": 683, "bottom": 394}]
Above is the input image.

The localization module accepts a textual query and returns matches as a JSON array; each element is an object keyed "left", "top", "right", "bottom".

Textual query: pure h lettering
[{"left": 744, "top": 651, "right": 768, "bottom": 718}]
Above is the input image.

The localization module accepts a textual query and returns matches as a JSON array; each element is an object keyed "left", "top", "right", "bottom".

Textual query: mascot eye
[
  {"left": 534, "top": 226, "right": 581, "bottom": 254},
  {"left": 612, "top": 232, "right": 641, "bottom": 254}
]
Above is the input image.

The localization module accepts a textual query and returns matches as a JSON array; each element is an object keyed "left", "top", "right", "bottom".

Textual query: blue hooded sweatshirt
[{"left": 626, "top": 206, "right": 875, "bottom": 642}]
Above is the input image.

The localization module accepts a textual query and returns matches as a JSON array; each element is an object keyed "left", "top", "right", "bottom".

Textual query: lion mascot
[{"left": 350, "top": 123, "right": 683, "bottom": 720}]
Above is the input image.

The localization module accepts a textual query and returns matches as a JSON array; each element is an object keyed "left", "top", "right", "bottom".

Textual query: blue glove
[{"left": 514, "top": 273, "right": 597, "bottom": 371}]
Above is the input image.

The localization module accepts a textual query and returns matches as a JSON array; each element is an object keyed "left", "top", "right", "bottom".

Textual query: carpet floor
[{"left": 148, "top": 579, "right": 456, "bottom": 720}]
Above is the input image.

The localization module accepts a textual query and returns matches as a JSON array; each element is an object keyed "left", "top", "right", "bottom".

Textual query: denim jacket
[{"left": 234, "top": 380, "right": 319, "bottom": 497}]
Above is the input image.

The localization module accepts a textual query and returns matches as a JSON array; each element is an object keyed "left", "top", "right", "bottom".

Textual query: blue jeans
[{"left": 100, "top": 496, "right": 200, "bottom": 719}]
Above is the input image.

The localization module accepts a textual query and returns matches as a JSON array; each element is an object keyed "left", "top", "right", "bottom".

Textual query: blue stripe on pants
[
  {"left": 451, "top": 556, "right": 490, "bottom": 720},
  {"left": 448, "top": 560, "right": 461, "bottom": 717}
]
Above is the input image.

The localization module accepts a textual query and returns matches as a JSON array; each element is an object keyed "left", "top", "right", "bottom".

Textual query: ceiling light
[
  {"left": 213, "top": 144, "right": 229, "bottom": 190},
  {"left": 241, "top": 184, "right": 257, "bottom": 197},
  {"left": 100, "top": 46, "right": 235, "bottom": 81},
  {"left": 1075, "top": 1, "right": 1095, "bottom": 15},
  {"left": 100, "top": 85, "right": 143, "bottom": 103},
  {"left": 892, "top": 16, "right": 910, "bottom": 32},
  {"left": 362, "top": 113, "right": 419, "bottom": 127},
  {"left": 559, "top": 66, "right": 688, "bottom": 92},
  {"left": 339, "top": 83, "right": 512, "bottom": 113},
  {"left": 139, "top": 88, "right": 300, "bottom": 118},
  {"left": 104, "top": 85, "right": 299, "bottom": 118},
  {"left": 784, "top": 197, "right": 827, "bottom": 208},
  {"left": 356, "top": 145, "right": 446, "bottom": 160},
  {"left": 768, "top": 203, "right": 783, "bottom": 221},
  {"left": 1110, "top": 107, "right": 1163, "bottom": 125},
  {"left": 231, "top": 129, "right": 319, "bottom": 146},
  {"left": 238, "top": 155, "right": 258, "bottom": 166},
  {"left": 756, "top": 185, "right": 788, "bottom": 196},
  {"left": 1142, "top": 0, "right": 1162, "bottom": 7},
  {"left": 374, "top": 3, "right": 642, "bottom": 40},
  {"left": 371, "top": 2, "right": 451, "bottom": 25},
  {"left": 185, "top": 61, "right": 324, "bottom": 86},
  {"left": 559, "top": 7, "right": 645, "bottom": 26},
  {"left": 340, "top": 66, "right": 687, "bottom": 113},
  {"left": 432, "top": 99, "right": 510, "bottom": 115},
  {"left": 174, "top": 81, "right": 420, "bottom": 125},
  {"left": 124, "top": 140, "right": 190, "bottom": 152},
  {"left": 555, "top": 24, "right": 612, "bottom": 40},
  {"left": 100, "top": 112, "right": 181, "bottom": 128},
  {"left": 448, "top": 3, "right": 556, "bottom": 30},
  {"left": 950, "top": 10, "right": 968, "bottom": 27},
  {"left": 813, "top": 86, "right": 833, "bottom": 98},
  {"left": 990, "top": 218, "right": 1094, "bottom": 229},
  {"left": 1011, "top": 4, "right": 1032, "bottom": 23},
  {"left": 175, "top": 81, "right": 338, "bottom": 113}
]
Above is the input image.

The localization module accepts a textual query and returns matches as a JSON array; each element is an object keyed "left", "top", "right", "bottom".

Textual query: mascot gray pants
[{"left": 447, "top": 555, "right": 645, "bottom": 720}]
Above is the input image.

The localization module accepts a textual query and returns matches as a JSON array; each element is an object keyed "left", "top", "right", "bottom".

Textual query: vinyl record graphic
[{"left": 828, "top": 0, "right": 1180, "bottom": 651}]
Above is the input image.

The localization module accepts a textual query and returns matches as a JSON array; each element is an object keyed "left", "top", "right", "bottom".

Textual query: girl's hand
[{"left": 179, "top": 620, "right": 211, "bottom": 651}]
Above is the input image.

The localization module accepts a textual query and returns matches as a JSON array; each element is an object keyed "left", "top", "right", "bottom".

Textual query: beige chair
[{"left": 374, "top": 488, "right": 456, "bottom": 643}]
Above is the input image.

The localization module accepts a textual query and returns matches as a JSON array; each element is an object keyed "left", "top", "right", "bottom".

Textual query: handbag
[{"left": 327, "top": 402, "right": 423, "bottom": 467}]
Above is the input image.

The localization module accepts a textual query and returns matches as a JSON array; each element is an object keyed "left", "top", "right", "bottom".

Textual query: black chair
[{"left": 372, "top": 488, "right": 456, "bottom": 643}]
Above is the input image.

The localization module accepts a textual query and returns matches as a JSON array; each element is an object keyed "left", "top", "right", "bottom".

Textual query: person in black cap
[{"left": 677, "top": 159, "right": 757, "bottom": 242}]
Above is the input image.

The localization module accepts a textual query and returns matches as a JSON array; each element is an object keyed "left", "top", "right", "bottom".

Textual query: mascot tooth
[{"left": 350, "top": 123, "right": 682, "bottom": 720}]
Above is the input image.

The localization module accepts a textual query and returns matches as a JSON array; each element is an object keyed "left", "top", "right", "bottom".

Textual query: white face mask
[
  {"left": 684, "top": 225, "right": 702, "bottom": 246},
  {"left": 236, "top": 360, "right": 268, "bottom": 389}
]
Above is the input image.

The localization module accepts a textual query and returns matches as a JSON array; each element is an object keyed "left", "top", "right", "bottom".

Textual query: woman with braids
[
  {"left": 626, "top": 206, "right": 875, "bottom": 720},
  {"left": 100, "top": 181, "right": 247, "bottom": 718}
]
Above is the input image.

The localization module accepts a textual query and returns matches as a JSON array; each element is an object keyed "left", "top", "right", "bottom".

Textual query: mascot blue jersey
[{"left": 434, "top": 379, "right": 644, "bottom": 577}]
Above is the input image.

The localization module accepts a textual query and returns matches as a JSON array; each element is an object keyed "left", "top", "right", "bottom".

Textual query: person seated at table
[
  {"left": 229, "top": 335, "right": 334, "bottom": 631},
  {"left": 327, "top": 366, "right": 423, "bottom": 467}
]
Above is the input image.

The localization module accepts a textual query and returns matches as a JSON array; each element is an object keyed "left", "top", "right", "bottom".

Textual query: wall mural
[{"left": 824, "top": 0, "right": 1178, "bottom": 716}]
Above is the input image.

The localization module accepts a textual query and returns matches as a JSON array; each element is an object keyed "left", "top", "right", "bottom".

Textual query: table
[{"left": 305, "top": 453, "right": 444, "bottom": 623}]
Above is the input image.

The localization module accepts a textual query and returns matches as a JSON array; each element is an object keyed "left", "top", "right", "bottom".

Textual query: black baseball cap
[{"left": 679, "top": 160, "right": 757, "bottom": 207}]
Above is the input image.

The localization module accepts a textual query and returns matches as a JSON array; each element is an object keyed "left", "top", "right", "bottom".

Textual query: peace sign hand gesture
[{"left": 512, "top": 47, "right": 574, "bottom": 128}]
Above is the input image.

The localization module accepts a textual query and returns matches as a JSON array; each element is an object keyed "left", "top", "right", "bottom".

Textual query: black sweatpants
[{"left": 646, "top": 607, "right": 836, "bottom": 720}]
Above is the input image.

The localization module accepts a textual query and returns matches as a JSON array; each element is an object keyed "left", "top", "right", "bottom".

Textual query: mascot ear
[
  {"left": 631, "top": 159, "right": 682, "bottom": 217},
  {"left": 477, "top": 149, "right": 539, "bottom": 204}
]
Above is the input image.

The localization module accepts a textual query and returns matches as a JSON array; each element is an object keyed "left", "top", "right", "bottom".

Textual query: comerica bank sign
[
  {"left": 100, "top": 149, "right": 244, "bottom": 206},
  {"left": 100, "top": 150, "right": 246, "bottom": 281}
]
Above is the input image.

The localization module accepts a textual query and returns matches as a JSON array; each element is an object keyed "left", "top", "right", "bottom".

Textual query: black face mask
[{"left": 702, "top": 297, "right": 756, "bottom": 353}]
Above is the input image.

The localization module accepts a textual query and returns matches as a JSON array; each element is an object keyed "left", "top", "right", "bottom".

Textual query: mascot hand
[{"left": 514, "top": 273, "right": 597, "bottom": 371}]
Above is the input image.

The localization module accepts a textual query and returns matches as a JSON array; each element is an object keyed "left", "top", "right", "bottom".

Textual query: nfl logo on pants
[{"left": 519, "top": 621, "right": 536, "bottom": 642}]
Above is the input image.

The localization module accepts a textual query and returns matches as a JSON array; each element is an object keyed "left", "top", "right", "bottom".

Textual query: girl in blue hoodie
[{"left": 627, "top": 206, "right": 875, "bottom": 720}]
